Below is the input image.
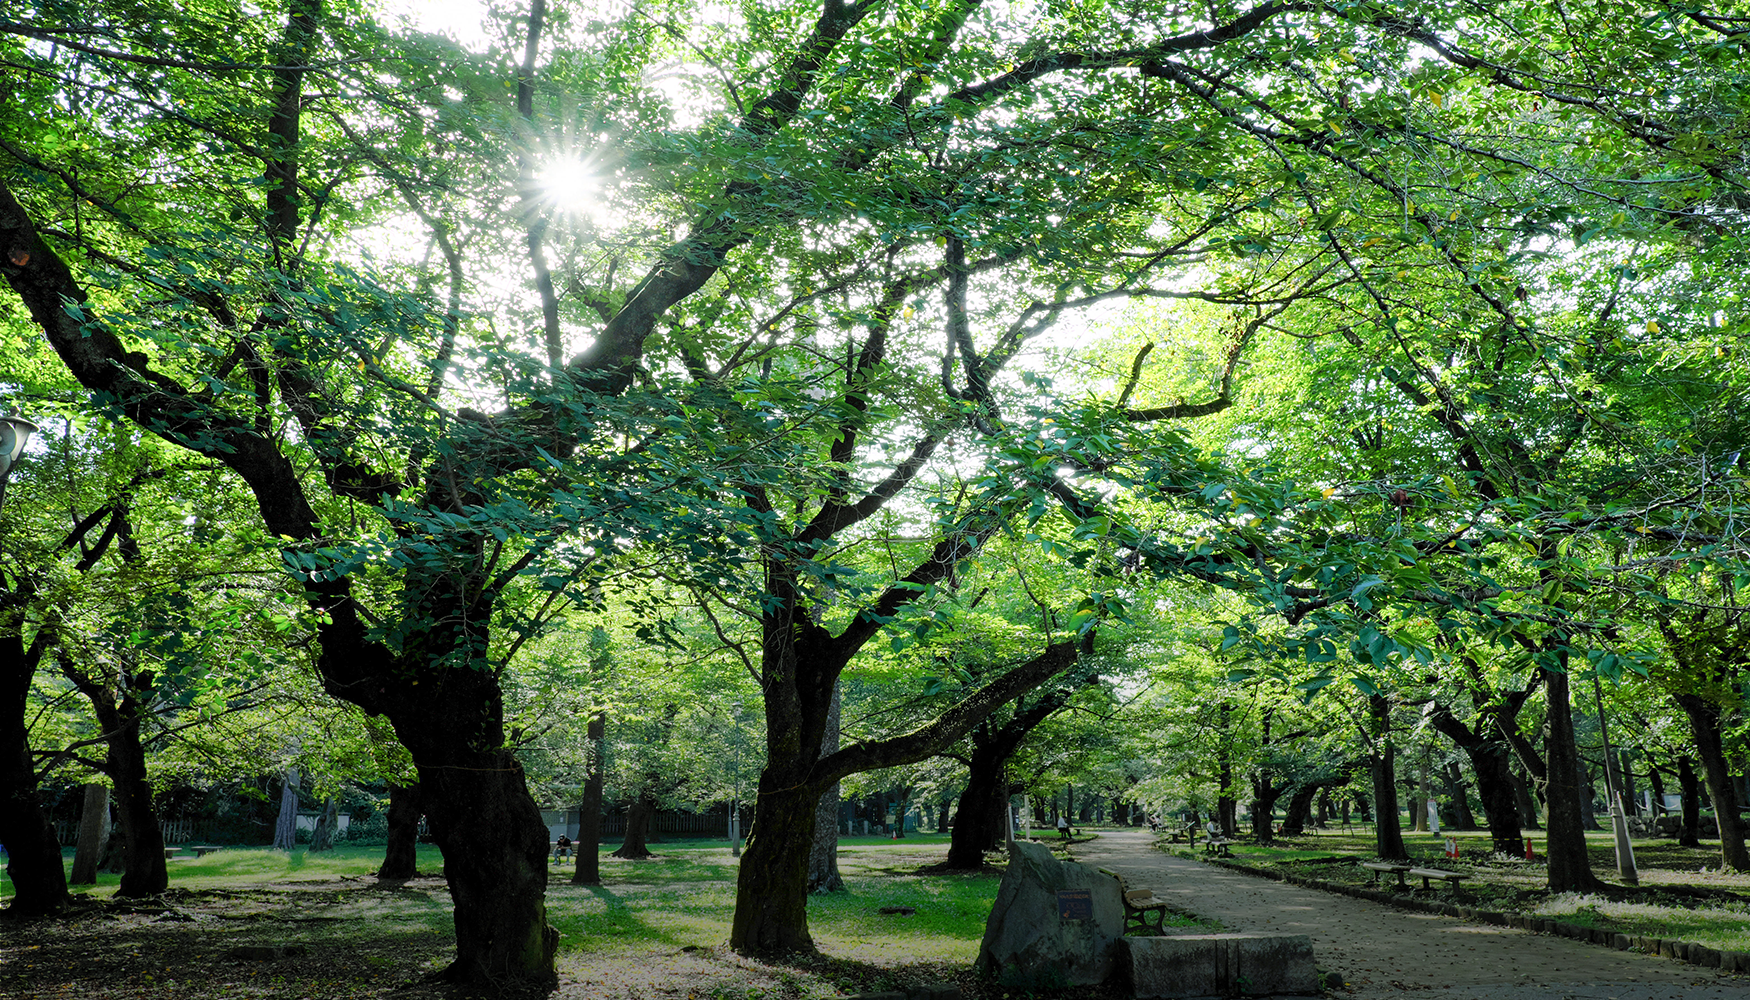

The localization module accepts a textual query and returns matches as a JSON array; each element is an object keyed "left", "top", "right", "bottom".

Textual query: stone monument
[{"left": 975, "top": 839, "right": 1125, "bottom": 988}]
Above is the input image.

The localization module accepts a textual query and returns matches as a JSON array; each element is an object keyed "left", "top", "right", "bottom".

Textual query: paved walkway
[{"left": 1072, "top": 830, "right": 1750, "bottom": 1000}]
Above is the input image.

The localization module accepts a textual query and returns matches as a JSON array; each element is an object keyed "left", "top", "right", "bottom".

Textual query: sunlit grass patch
[{"left": 1532, "top": 892, "right": 1750, "bottom": 951}]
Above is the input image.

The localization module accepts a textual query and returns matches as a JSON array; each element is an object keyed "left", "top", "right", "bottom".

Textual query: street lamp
[
  {"left": 730, "top": 701, "right": 743, "bottom": 858},
  {"left": 0, "top": 414, "right": 38, "bottom": 513}
]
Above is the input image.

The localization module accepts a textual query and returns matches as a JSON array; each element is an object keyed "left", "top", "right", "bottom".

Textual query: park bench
[
  {"left": 1407, "top": 866, "right": 1469, "bottom": 892},
  {"left": 1099, "top": 868, "right": 1172, "bottom": 935},
  {"left": 1361, "top": 861, "right": 1410, "bottom": 888},
  {"left": 163, "top": 847, "right": 181, "bottom": 859},
  {"left": 1202, "top": 836, "right": 1232, "bottom": 858},
  {"left": 189, "top": 845, "right": 224, "bottom": 858}
]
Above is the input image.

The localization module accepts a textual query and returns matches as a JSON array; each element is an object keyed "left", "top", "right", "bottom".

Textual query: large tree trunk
[
  {"left": 807, "top": 683, "right": 844, "bottom": 893},
  {"left": 1673, "top": 692, "right": 1750, "bottom": 871},
  {"left": 0, "top": 624, "right": 70, "bottom": 917},
  {"left": 731, "top": 780, "right": 818, "bottom": 955},
  {"left": 415, "top": 746, "right": 557, "bottom": 984},
  {"left": 273, "top": 769, "right": 300, "bottom": 851},
  {"left": 612, "top": 791, "right": 657, "bottom": 859},
  {"left": 1369, "top": 694, "right": 1408, "bottom": 860},
  {"left": 0, "top": 716, "right": 67, "bottom": 916},
  {"left": 377, "top": 782, "right": 420, "bottom": 879},
  {"left": 1541, "top": 667, "right": 1601, "bottom": 891},
  {"left": 571, "top": 712, "right": 604, "bottom": 885},
  {"left": 70, "top": 784, "right": 111, "bottom": 886}
]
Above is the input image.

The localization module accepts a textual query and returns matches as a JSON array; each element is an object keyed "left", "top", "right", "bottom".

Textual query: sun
[{"left": 536, "top": 156, "right": 613, "bottom": 226}]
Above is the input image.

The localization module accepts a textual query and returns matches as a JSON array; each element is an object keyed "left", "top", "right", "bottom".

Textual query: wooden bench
[
  {"left": 163, "top": 847, "right": 181, "bottom": 859},
  {"left": 190, "top": 845, "right": 224, "bottom": 858},
  {"left": 1361, "top": 861, "right": 1409, "bottom": 888},
  {"left": 1099, "top": 868, "right": 1171, "bottom": 935},
  {"left": 1203, "top": 836, "right": 1232, "bottom": 858},
  {"left": 1407, "top": 866, "right": 1469, "bottom": 892}
]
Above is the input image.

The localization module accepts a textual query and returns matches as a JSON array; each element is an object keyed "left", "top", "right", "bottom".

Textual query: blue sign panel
[{"left": 1057, "top": 887, "right": 1093, "bottom": 921}]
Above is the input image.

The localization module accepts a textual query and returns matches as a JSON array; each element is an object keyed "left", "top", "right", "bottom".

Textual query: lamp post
[
  {"left": 730, "top": 701, "right": 743, "bottom": 858},
  {"left": 0, "top": 414, "right": 38, "bottom": 513}
]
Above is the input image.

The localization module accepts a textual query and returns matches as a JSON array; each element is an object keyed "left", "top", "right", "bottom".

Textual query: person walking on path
[{"left": 1071, "top": 829, "right": 1750, "bottom": 1000}]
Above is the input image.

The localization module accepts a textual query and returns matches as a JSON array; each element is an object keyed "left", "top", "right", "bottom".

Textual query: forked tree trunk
[
  {"left": 947, "top": 746, "right": 1010, "bottom": 868},
  {"left": 1429, "top": 706, "right": 1524, "bottom": 854},
  {"left": 71, "top": 783, "right": 111, "bottom": 886},
  {"left": 377, "top": 782, "right": 420, "bottom": 879},
  {"left": 572, "top": 712, "right": 604, "bottom": 885}
]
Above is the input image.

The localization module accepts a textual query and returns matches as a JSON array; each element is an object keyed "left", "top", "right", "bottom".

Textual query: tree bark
[
  {"left": 0, "top": 714, "right": 67, "bottom": 916},
  {"left": 309, "top": 796, "right": 339, "bottom": 852},
  {"left": 0, "top": 590, "right": 69, "bottom": 916},
  {"left": 273, "top": 769, "right": 300, "bottom": 851},
  {"left": 1673, "top": 692, "right": 1750, "bottom": 870},
  {"left": 1541, "top": 666, "right": 1602, "bottom": 891},
  {"left": 1444, "top": 762, "right": 1478, "bottom": 830},
  {"left": 1509, "top": 765, "right": 1542, "bottom": 830},
  {"left": 377, "top": 782, "right": 420, "bottom": 879},
  {"left": 612, "top": 791, "right": 657, "bottom": 859},
  {"left": 807, "top": 683, "right": 844, "bottom": 893},
  {"left": 1428, "top": 705, "right": 1524, "bottom": 854},
  {"left": 571, "top": 712, "right": 604, "bottom": 885},
  {"left": 70, "top": 784, "right": 111, "bottom": 886},
  {"left": 76, "top": 677, "right": 168, "bottom": 898},
  {"left": 947, "top": 735, "right": 1011, "bottom": 868},
  {"left": 1368, "top": 694, "right": 1407, "bottom": 860},
  {"left": 1676, "top": 756, "right": 1703, "bottom": 846}
]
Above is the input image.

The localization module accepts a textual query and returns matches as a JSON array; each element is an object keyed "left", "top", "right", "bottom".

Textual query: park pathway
[{"left": 1072, "top": 830, "right": 1750, "bottom": 1000}]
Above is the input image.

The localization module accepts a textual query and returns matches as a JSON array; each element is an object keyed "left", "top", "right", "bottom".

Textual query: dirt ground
[{"left": 1075, "top": 830, "right": 1750, "bottom": 1000}]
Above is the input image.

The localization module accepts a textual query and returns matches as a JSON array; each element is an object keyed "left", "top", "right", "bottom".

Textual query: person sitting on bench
[
  {"left": 554, "top": 835, "right": 572, "bottom": 860},
  {"left": 1057, "top": 816, "right": 1072, "bottom": 840}
]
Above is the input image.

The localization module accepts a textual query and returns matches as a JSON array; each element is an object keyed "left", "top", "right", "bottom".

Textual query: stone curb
[{"left": 1197, "top": 856, "right": 1750, "bottom": 975}]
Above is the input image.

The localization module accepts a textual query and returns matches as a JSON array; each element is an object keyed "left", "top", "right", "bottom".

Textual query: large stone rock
[
  {"left": 1126, "top": 933, "right": 1319, "bottom": 998},
  {"left": 975, "top": 840, "right": 1125, "bottom": 988}
]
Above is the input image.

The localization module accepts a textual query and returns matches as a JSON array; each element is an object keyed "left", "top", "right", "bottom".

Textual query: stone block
[
  {"left": 1590, "top": 927, "right": 1610, "bottom": 945},
  {"left": 1126, "top": 933, "right": 1318, "bottom": 999},
  {"left": 1721, "top": 950, "right": 1749, "bottom": 973},
  {"left": 1480, "top": 911, "right": 1507, "bottom": 926},
  {"left": 975, "top": 840, "right": 1125, "bottom": 988},
  {"left": 1613, "top": 933, "right": 1631, "bottom": 950},
  {"left": 1660, "top": 939, "right": 1686, "bottom": 960},
  {"left": 1689, "top": 944, "right": 1720, "bottom": 968}
]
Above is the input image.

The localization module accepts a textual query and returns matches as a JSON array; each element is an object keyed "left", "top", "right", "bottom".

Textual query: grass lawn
[
  {"left": 1188, "top": 825, "right": 1750, "bottom": 952},
  {"left": 2, "top": 833, "right": 1163, "bottom": 999}
]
